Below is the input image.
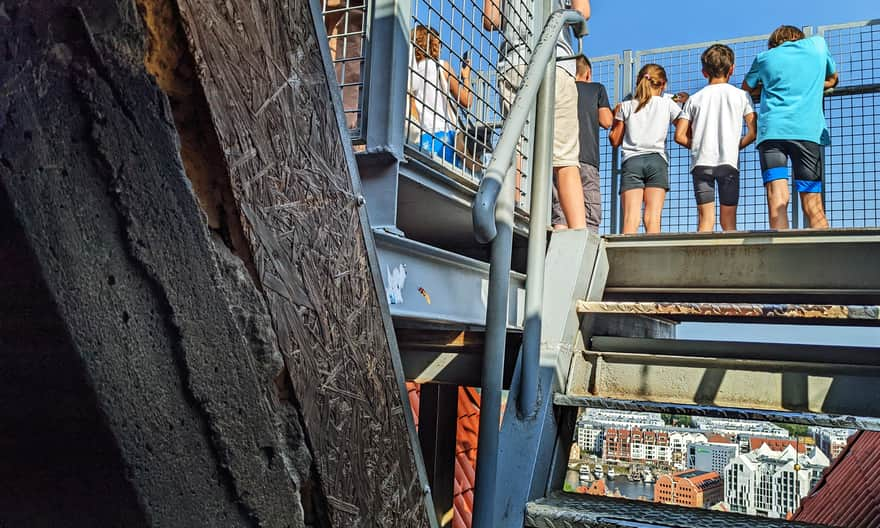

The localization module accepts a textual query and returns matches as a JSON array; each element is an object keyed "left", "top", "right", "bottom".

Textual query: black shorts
[
  {"left": 620, "top": 153, "right": 669, "bottom": 193},
  {"left": 758, "top": 140, "right": 822, "bottom": 193},
  {"left": 692, "top": 165, "right": 740, "bottom": 206}
]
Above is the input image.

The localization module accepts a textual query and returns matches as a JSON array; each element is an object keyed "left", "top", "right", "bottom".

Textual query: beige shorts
[{"left": 553, "top": 68, "right": 580, "bottom": 168}]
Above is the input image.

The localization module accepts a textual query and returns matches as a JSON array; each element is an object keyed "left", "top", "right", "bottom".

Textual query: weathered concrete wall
[{"left": 0, "top": 1, "right": 325, "bottom": 525}]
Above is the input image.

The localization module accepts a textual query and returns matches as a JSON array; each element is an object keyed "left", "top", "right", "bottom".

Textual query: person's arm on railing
[
  {"left": 740, "top": 112, "right": 757, "bottom": 149},
  {"left": 482, "top": 0, "right": 502, "bottom": 30},
  {"left": 825, "top": 72, "right": 839, "bottom": 90}
]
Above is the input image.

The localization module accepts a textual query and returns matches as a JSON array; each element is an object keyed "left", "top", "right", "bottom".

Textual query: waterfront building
[
  {"left": 654, "top": 469, "right": 724, "bottom": 508},
  {"left": 577, "top": 424, "right": 603, "bottom": 455}
]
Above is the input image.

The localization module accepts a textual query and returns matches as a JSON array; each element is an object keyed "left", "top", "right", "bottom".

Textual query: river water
[{"left": 603, "top": 476, "right": 655, "bottom": 501}]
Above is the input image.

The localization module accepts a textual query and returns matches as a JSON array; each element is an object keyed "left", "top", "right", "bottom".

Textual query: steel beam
[
  {"left": 567, "top": 350, "right": 880, "bottom": 418},
  {"left": 603, "top": 229, "right": 880, "bottom": 303},
  {"left": 374, "top": 230, "right": 525, "bottom": 328}
]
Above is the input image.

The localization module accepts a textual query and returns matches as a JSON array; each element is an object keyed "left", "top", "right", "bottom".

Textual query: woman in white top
[
  {"left": 609, "top": 64, "right": 682, "bottom": 234},
  {"left": 409, "top": 25, "right": 472, "bottom": 165}
]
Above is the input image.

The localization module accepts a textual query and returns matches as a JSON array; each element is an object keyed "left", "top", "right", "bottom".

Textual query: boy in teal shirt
[{"left": 742, "top": 25, "right": 839, "bottom": 229}]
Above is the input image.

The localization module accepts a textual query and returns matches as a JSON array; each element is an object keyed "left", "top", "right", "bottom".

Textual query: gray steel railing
[
  {"left": 322, "top": 0, "right": 369, "bottom": 139},
  {"left": 470, "top": 8, "right": 587, "bottom": 528}
]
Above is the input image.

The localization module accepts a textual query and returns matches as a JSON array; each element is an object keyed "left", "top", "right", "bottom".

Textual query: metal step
[
  {"left": 553, "top": 394, "right": 880, "bottom": 430},
  {"left": 525, "top": 491, "right": 820, "bottom": 528},
  {"left": 589, "top": 336, "right": 880, "bottom": 365},
  {"left": 577, "top": 300, "right": 880, "bottom": 326},
  {"left": 603, "top": 229, "right": 880, "bottom": 304}
]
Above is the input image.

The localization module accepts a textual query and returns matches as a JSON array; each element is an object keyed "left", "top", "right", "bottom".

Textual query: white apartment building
[
  {"left": 724, "top": 443, "right": 829, "bottom": 518},
  {"left": 579, "top": 409, "right": 665, "bottom": 428},
  {"left": 688, "top": 442, "right": 738, "bottom": 475},
  {"left": 809, "top": 427, "right": 856, "bottom": 460},
  {"left": 692, "top": 417, "right": 789, "bottom": 440},
  {"left": 577, "top": 424, "right": 603, "bottom": 455}
]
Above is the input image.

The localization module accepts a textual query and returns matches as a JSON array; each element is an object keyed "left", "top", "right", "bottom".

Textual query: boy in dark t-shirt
[{"left": 552, "top": 55, "right": 613, "bottom": 232}]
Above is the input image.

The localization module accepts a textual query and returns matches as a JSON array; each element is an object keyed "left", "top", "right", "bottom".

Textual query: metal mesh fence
[
  {"left": 406, "top": 0, "right": 537, "bottom": 207},
  {"left": 632, "top": 35, "right": 774, "bottom": 233},
  {"left": 322, "top": 0, "right": 367, "bottom": 139},
  {"left": 820, "top": 21, "right": 880, "bottom": 228},
  {"left": 589, "top": 55, "right": 620, "bottom": 234}
]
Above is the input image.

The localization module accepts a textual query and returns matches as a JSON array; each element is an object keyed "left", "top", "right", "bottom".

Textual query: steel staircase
[{"left": 507, "top": 228, "right": 880, "bottom": 528}]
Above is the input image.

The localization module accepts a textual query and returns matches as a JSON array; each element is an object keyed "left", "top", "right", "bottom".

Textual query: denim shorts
[{"left": 620, "top": 153, "right": 669, "bottom": 193}]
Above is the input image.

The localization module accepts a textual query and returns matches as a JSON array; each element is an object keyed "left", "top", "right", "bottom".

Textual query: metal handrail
[
  {"left": 470, "top": 8, "right": 587, "bottom": 528},
  {"left": 472, "top": 9, "right": 587, "bottom": 243}
]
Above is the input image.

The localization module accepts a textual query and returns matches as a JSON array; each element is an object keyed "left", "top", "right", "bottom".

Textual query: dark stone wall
[{"left": 0, "top": 1, "right": 322, "bottom": 526}]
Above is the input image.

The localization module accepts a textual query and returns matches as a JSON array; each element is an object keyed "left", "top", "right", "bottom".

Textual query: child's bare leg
[
  {"left": 765, "top": 180, "right": 790, "bottom": 230},
  {"left": 643, "top": 188, "right": 666, "bottom": 233},
  {"left": 719, "top": 205, "right": 738, "bottom": 231},
  {"left": 697, "top": 202, "right": 715, "bottom": 232},
  {"left": 554, "top": 166, "right": 586, "bottom": 230},
  {"left": 621, "top": 189, "right": 644, "bottom": 234},
  {"left": 800, "top": 193, "right": 829, "bottom": 228}
]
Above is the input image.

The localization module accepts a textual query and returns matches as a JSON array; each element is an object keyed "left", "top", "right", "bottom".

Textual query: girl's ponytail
[{"left": 634, "top": 63, "right": 667, "bottom": 112}]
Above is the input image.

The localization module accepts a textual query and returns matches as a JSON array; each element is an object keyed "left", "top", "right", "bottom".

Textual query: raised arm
[
  {"left": 674, "top": 118, "right": 691, "bottom": 149},
  {"left": 740, "top": 112, "right": 757, "bottom": 149},
  {"left": 482, "top": 0, "right": 502, "bottom": 30},
  {"left": 444, "top": 61, "right": 472, "bottom": 108}
]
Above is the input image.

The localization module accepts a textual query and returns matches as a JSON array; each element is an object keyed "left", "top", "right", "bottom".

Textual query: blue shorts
[
  {"left": 420, "top": 131, "right": 461, "bottom": 167},
  {"left": 758, "top": 140, "right": 823, "bottom": 193}
]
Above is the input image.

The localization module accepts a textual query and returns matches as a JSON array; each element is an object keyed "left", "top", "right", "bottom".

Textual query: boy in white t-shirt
[{"left": 675, "top": 44, "right": 757, "bottom": 232}]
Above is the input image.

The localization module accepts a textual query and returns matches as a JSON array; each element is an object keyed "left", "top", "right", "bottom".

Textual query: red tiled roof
[
  {"left": 793, "top": 431, "right": 880, "bottom": 528},
  {"left": 706, "top": 434, "right": 733, "bottom": 444},
  {"left": 749, "top": 437, "right": 806, "bottom": 454},
  {"left": 407, "top": 383, "right": 481, "bottom": 528}
]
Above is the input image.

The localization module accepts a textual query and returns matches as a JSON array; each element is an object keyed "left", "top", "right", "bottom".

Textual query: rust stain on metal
[{"left": 577, "top": 301, "right": 880, "bottom": 321}]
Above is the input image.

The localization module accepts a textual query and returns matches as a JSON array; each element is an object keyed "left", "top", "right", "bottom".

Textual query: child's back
[
  {"left": 617, "top": 95, "right": 681, "bottom": 162},
  {"left": 680, "top": 83, "right": 753, "bottom": 171}
]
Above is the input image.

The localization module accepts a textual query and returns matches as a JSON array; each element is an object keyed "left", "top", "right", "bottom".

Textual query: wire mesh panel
[
  {"left": 323, "top": 0, "right": 368, "bottom": 139},
  {"left": 589, "top": 55, "right": 620, "bottom": 235},
  {"left": 631, "top": 35, "right": 772, "bottom": 233},
  {"left": 820, "top": 21, "right": 880, "bottom": 228},
  {"left": 406, "top": 0, "right": 536, "bottom": 206}
]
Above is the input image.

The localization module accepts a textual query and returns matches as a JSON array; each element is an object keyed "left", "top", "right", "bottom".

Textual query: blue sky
[{"left": 586, "top": 0, "right": 878, "bottom": 57}]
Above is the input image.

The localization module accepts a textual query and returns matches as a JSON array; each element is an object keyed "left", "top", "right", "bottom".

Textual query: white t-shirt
[
  {"left": 678, "top": 83, "right": 755, "bottom": 170},
  {"left": 409, "top": 57, "right": 455, "bottom": 134},
  {"left": 501, "top": 0, "right": 578, "bottom": 78},
  {"left": 615, "top": 96, "right": 681, "bottom": 162}
]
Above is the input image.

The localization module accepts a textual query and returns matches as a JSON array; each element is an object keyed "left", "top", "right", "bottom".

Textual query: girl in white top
[
  {"left": 609, "top": 64, "right": 682, "bottom": 234},
  {"left": 408, "top": 25, "right": 472, "bottom": 165}
]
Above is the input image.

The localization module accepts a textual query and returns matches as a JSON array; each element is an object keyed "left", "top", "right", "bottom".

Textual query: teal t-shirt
[{"left": 744, "top": 36, "right": 836, "bottom": 145}]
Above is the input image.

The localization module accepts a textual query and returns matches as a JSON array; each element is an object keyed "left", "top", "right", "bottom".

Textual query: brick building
[
  {"left": 654, "top": 469, "right": 724, "bottom": 509},
  {"left": 604, "top": 428, "right": 671, "bottom": 463}
]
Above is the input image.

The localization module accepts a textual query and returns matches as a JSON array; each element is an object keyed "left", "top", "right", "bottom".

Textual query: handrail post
[
  {"left": 472, "top": 166, "right": 516, "bottom": 528},
  {"left": 518, "top": 60, "right": 555, "bottom": 417},
  {"left": 470, "top": 10, "right": 586, "bottom": 527}
]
